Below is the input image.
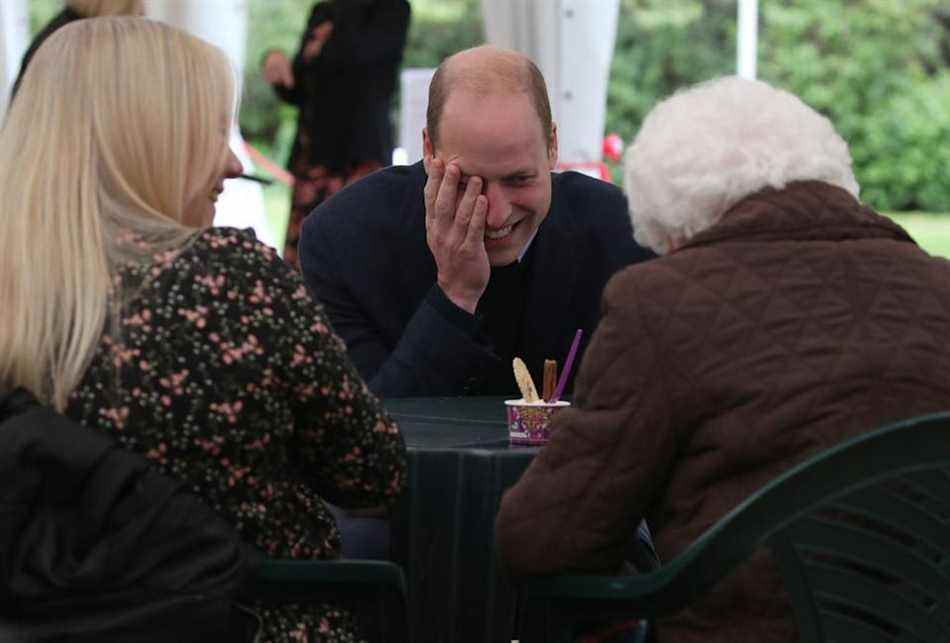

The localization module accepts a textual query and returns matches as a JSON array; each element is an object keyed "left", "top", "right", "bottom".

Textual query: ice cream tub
[{"left": 505, "top": 399, "right": 570, "bottom": 446}]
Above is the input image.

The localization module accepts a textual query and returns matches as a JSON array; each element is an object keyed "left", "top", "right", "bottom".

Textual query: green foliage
[
  {"left": 605, "top": 0, "right": 949, "bottom": 211},
  {"left": 605, "top": 0, "right": 736, "bottom": 181},
  {"left": 401, "top": 0, "right": 483, "bottom": 69},
  {"left": 28, "top": 0, "right": 60, "bottom": 32},
  {"left": 757, "top": 0, "right": 949, "bottom": 211},
  {"left": 606, "top": 0, "right": 735, "bottom": 150}
]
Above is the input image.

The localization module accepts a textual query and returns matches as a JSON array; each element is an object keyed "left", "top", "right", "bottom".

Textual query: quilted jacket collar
[{"left": 681, "top": 181, "right": 915, "bottom": 252}]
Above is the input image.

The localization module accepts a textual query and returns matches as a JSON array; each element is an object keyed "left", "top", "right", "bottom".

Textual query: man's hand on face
[{"left": 424, "top": 155, "right": 490, "bottom": 314}]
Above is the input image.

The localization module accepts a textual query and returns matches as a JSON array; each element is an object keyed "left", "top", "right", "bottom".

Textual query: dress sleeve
[
  {"left": 221, "top": 229, "right": 407, "bottom": 510},
  {"left": 270, "top": 70, "right": 303, "bottom": 107},
  {"left": 495, "top": 267, "right": 677, "bottom": 576}
]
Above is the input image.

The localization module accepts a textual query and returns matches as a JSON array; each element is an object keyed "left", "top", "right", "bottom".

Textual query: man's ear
[
  {"left": 547, "top": 122, "right": 559, "bottom": 169},
  {"left": 422, "top": 128, "right": 434, "bottom": 161}
]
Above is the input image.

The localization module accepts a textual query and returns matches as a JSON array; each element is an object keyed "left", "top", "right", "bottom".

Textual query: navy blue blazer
[{"left": 299, "top": 161, "right": 654, "bottom": 398}]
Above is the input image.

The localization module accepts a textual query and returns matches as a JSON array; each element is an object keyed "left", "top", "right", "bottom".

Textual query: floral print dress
[{"left": 66, "top": 227, "right": 407, "bottom": 642}]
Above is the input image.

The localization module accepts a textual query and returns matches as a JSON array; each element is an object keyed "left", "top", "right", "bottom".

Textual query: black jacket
[
  {"left": 0, "top": 389, "right": 257, "bottom": 642},
  {"left": 299, "top": 162, "right": 655, "bottom": 397}
]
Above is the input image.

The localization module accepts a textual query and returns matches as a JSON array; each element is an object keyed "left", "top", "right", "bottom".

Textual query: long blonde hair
[
  {"left": 66, "top": 0, "right": 145, "bottom": 17},
  {"left": 0, "top": 17, "right": 235, "bottom": 410}
]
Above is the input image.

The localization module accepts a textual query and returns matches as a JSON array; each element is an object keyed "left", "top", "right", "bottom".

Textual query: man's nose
[{"left": 485, "top": 182, "right": 511, "bottom": 228}]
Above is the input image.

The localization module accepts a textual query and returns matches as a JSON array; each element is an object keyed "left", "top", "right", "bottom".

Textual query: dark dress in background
[
  {"left": 10, "top": 8, "right": 82, "bottom": 103},
  {"left": 65, "top": 228, "right": 407, "bottom": 642},
  {"left": 274, "top": 0, "right": 411, "bottom": 268}
]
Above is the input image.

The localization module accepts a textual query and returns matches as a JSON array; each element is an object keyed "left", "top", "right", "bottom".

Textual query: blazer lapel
[{"left": 520, "top": 185, "right": 579, "bottom": 382}]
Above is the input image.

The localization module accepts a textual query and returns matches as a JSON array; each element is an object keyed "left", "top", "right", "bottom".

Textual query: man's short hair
[{"left": 426, "top": 50, "right": 553, "bottom": 149}]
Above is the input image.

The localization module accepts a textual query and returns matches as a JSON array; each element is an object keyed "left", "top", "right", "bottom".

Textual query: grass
[{"left": 885, "top": 213, "right": 950, "bottom": 258}]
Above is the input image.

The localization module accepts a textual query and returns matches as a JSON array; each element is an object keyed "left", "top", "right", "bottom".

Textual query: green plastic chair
[
  {"left": 242, "top": 559, "right": 409, "bottom": 643},
  {"left": 519, "top": 412, "right": 950, "bottom": 643}
]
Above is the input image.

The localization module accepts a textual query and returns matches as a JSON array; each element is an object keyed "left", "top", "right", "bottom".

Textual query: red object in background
[
  {"left": 603, "top": 133, "right": 624, "bottom": 163},
  {"left": 244, "top": 141, "right": 295, "bottom": 187}
]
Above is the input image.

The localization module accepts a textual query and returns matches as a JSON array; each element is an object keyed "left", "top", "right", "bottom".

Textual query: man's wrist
[
  {"left": 427, "top": 285, "right": 479, "bottom": 336},
  {"left": 438, "top": 283, "right": 479, "bottom": 314}
]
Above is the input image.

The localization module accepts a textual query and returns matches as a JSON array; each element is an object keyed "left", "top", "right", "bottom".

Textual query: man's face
[{"left": 425, "top": 90, "right": 558, "bottom": 267}]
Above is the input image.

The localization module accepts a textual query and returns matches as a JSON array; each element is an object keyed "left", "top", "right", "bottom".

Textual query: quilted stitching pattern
[{"left": 497, "top": 182, "right": 950, "bottom": 643}]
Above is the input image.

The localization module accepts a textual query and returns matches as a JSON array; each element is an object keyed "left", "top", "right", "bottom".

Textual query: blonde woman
[
  {"left": 10, "top": 0, "right": 144, "bottom": 102},
  {"left": 0, "top": 17, "right": 405, "bottom": 642}
]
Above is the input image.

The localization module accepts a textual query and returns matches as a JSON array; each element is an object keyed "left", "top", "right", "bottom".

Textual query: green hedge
[{"left": 604, "top": 0, "right": 949, "bottom": 212}]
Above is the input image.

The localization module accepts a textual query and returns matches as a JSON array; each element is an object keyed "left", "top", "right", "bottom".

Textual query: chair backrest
[
  {"left": 657, "top": 412, "right": 950, "bottom": 641},
  {"left": 759, "top": 413, "right": 950, "bottom": 642},
  {"left": 524, "top": 412, "right": 950, "bottom": 642}
]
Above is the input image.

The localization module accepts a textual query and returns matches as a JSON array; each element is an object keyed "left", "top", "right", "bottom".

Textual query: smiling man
[{"left": 298, "top": 46, "right": 654, "bottom": 397}]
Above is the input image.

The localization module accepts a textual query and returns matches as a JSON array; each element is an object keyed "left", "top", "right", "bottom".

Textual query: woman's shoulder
[
  {"left": 185, "top": 227, "right": 286, "bottom": 276},
  {"left": 192, "top": 226, "right": 275, "bottom": 255},
  {"left": 159, "top": 227, "right": 308, "bottom": 304}
]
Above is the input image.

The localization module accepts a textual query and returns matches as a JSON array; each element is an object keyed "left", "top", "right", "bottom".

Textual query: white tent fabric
[
  {"left": 397, "top": 68, "right": 435, "bottom": 165},
  {"left": 145, "top": 0, "right": 277, "bottom": 250},
  {"left": 0, "top": 0, "right": 28, "bottom": 121},
  {"left": 480, "top": 0, "right": 620, "bottom": 167}
]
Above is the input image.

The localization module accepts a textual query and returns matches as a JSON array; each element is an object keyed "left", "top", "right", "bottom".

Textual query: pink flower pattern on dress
[{"left": 67, "top": 227, "right": 406, "bottom": 642}]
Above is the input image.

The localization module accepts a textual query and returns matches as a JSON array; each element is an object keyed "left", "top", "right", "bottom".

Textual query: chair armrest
[
  {"left": 524, "top": 574, "right": 653, "bottom": 620},
  {"left": 524, "top": 563, "right": 692, "bottom": 613}
]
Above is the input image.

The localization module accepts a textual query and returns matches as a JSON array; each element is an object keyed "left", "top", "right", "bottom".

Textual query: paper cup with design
[{"left": 505, "top": 399, "right": 570, "bottom": 446}]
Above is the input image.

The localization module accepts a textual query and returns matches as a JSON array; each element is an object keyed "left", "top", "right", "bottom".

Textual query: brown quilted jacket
[{"left": 496, "top": 181, "right": 950, "bottom": 643}]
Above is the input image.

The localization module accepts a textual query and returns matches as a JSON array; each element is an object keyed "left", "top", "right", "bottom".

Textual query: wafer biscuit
[{"left": 512, "top": 357, "right": 540, "bottom": 403}]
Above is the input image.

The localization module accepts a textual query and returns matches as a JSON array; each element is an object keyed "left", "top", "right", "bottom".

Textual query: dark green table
[{"left": 386, "top": 397, "right": 536, "bottom": 643}]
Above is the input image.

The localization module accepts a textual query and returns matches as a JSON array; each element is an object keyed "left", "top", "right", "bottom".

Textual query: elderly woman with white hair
[{"left": 496, "top": 76, "right": 950, "bottom": 642}]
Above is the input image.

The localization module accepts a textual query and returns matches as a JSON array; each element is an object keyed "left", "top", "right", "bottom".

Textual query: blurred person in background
[
  {"left": 262, "top": 0, "right": 411, "bottom": 268},
  {"left": 9, "top": 0, "right": 144, "bottom": 103},
  {"left": 496, "top": 76, "right": 950, "bottom": 643},
  {"left": 0, "top": 17, "right": 405, "bottom": 641}
]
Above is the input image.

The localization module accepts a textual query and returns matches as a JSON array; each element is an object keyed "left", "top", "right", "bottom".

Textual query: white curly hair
[{"left": 624, "top": 76, "right": 859, "bottom": 255}]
